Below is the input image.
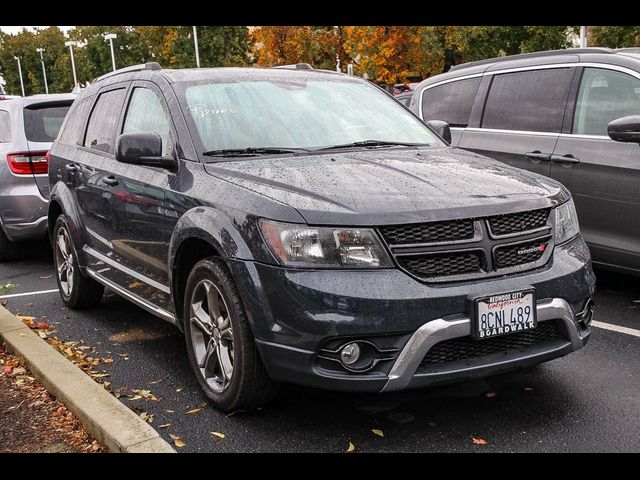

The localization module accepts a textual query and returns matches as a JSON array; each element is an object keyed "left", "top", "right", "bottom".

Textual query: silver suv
[{"left": 0, "top": 94, "right": 75, "bottom": 260}]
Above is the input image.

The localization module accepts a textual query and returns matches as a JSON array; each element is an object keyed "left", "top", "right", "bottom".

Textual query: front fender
[{"left": 48, "top": 181, "right": 90, "bottom": 269}]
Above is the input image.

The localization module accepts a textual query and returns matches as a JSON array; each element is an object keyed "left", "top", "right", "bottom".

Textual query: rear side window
[
  {"left": 421, "top": 77, "right": 481, "bottom": 127},
  {"left": 84, "top": 88, "right": 127, "bottom": 153},
  {"left": 58, "top": 98, "right": 93, "bottom": 146},
  {"left": 122, "top": 88, "right": 171, "bottom": 155},
  {"left": 23, "top": 102, "right": 72, "bottom": 142},
  {"left": 0, "top": 110, "right": 10, "bottom": 142},
  {"left": 573, "top": 68, "right": 640, "bottom": 136},
  {"left": 482, "top": 68, "right": 573, "bottom": 133}
]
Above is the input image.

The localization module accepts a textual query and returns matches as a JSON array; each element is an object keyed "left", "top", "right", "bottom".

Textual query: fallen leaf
[
  {"left": 102, "top": 358, "right": 114, "bottom": 364},
  {"left": 346, "top": 442, "right": 356, "bottom": 453},
  {"left": 128, "top": 281, "right": 142, "bottom": 289},
  {"left": 149, "top": 378, "right": 164, "bottom": 384},
  {"left": 524, "top": 386, "right": 534, "bottom": 391},
  {"left": 11, "top": 367, "right": 26, "bottom": 376},
  {"left": 16, "top": 315, "right": 36, "bottom": 322},
  {"left": 471, "top": 437, "right": 488, "bottom": 445},
  {"left": 174, "top": 439, "right": 186, "bottom": 448},
  {"left": 175, "top": 388, "right": 183, "bottom": 392},
  {"left": 131, "top": 389, "right": 158, "bottom": 401},
  {"left": 210, "top": 432, "right": 225, "bottom": 439},
  {"left": 3, "top": 366, "right": 13, "bottom": 374},
  {"left": 139, "top": 411, "right": 154, "bottom": 423},
  {"left": 372, "top": 429, "right": 384, "bottom": 437},
  {"left": 169, "top": 434, "right": 180, "bottom": 440},
  {"left": 186, "top": 408, "right": 202, "bottom": 414},
  {"left": 39, "top": 275, "right": 53, "bottom": 279},
  {"left": 1, "top": 300, "right": 7, "bottom": 306},
  {"left": 37, "top": 331, "right": 47, "bottom": 339},
  {"left": 117, "top": 353, "right": 129, "bottom": 357},
  {"left": 485, "top": 391, "right": 497, "bottom": 398},
  {"left": 158, "top": 423, "right": 171, "bottom": 429},
  {"left": 388, "top": 412, "right": 415, "bottom": 424},
  {"left": 128, "top": 395, "right": 143, "bottom": 401},
  {"left": 164, "top": 409, "right": 175, "bottom": 413}
]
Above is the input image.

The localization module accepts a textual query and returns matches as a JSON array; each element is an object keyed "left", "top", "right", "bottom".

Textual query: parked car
[
  {"left": 410, "top": 47, "right": 640, "bottom": 276},
  {"left": 48, "top": 63, "right": 594, "bottom": 411},
  {"left": 395, "top": 91, "right": 413, "bottom": 107},
  {"left": 0, "top": 94, "right": 75, "bottom": 260}
]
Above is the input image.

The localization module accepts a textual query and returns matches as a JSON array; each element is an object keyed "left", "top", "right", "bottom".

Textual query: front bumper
[{"left": 228, "top": 235, "right": 595, "bottom": 393}]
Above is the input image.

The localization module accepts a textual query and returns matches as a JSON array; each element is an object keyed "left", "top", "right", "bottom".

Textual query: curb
[{"left": 0, "top": 305, "right": 175, "bottom": 453}]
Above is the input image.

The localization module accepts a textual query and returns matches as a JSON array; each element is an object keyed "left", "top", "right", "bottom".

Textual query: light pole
[
  {"left": 65, "top": 40, "right": 78, "bottom": 88},
  {"left": 193, "top": 26, "right": 200, "bottom": 68},
  {"left": 579, "top": 26, "right": 588, "bottom": 48},
  {"left": 36, "top": 48, "right": 49, "bottom": 94},
  {"left": 104, "top": 33, "right": 117, "bottom": 71},
  {"left": 14, "top": 56, "right": 25, "bottom": 97}
]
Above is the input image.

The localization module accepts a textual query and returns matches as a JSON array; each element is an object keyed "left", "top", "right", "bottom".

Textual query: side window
[
  {"left": 0, "top": 110, "right": 10, "bottom": 142},
  {"left": 122, "top": 87, "right": 171, "bottom": 155},
  {"left": 421, "top": 77, "right": 481, "bottom": 127},
  {"left": 84, "top": 88, "right": 127, "bottom": 153},
  {"left": 573, "top": 68, "right": 640, "bottom": 136},
  {"left": 58, "top": 98, "right": 93, "bottom": 146},
  {"left": 482, "top": 68, "right": 573, "bottom": 133}
]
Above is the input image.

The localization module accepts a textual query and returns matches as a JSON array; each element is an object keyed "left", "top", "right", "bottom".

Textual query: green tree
[
  {"left": 173, "top": 26, "right": 251, "bottom": 68},
  {"left": 590, "top": 26, "right": 640, "bottom": 48}
]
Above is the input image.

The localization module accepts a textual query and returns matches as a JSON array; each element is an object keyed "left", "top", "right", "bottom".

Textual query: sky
[{"left": 0, "top": 26, "right": 73, "bottom": 35}]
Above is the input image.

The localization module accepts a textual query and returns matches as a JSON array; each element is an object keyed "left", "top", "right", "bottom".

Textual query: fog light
[{"left": 340, "top": 343, "right": 361, "bottom": 366}]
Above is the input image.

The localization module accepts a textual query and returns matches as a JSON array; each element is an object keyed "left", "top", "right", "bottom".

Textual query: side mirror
[
  {"left": 607, "top": 115, "right": 640, "bottom": 144},
  {"left": 116, "top": 132, "right": 177, "bottom": 169},
  {"left": 426, "top": 120, "right": 452, "bottom": 145}
]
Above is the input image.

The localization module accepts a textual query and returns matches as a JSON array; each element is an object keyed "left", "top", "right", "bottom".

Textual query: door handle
[
  {"left": 65, "top": 163, "right": 78, "bottom": 172},
  {"left": 524, "top": 151, "right": 551, "bottom": 162},
  {"left": 550, "top": 154, "right": 580, "bottom": 165},
  {"left": 103, "top": 176, "right": 119, "bottom": 186}
]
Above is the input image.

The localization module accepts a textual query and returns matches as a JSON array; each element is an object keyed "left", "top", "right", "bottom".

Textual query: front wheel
[
  {"left": 53, "top": 215, "right": 104, "bottom": 308},
  {"left": 183, "top": 258, "right": 278, "bottom": 411}
]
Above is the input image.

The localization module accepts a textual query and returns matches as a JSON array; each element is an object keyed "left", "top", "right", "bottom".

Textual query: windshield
[{"left": 177, "top": 75, "right": 440, "bottom": 154}]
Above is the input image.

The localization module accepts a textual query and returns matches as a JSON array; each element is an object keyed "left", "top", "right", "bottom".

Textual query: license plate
[{"left": 473, "top": 289, "right": 536, "bottom": 340}]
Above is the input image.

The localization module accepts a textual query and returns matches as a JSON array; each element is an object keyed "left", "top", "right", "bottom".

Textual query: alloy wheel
[{"left": 55, "top": 226, "right": 74, "bottom": 297}]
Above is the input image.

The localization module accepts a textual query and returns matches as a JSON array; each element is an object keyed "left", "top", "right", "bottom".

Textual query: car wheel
[
  {"left": 183, "top": 258, "right": 279, "bottom": 411},
  {"left": 0, "top": 227, "right": 19, "bottom": 262},
  {"left": 53, "top": 215, "right": 104, "bottom": 308}
]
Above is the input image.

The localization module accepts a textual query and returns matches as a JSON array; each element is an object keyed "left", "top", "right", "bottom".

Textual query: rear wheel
[
  {"left": 53, "top": 215, "right": 104, "bottom": 308},
  {"left": 0, "top": 228, "right": 19, "bottom": 262},
  {"left": 183, "top": 258, "right": 278, "bottom": 411}
]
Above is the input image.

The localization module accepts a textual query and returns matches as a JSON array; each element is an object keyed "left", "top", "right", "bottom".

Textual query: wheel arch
[{"left": 48, "top": 181, "right": 90, "bottom": 269}]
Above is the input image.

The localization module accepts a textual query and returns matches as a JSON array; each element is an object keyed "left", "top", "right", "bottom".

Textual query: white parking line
[
  {"left": 0, "top": 289, "right": 59, "bottom": 299},
  {"left": 592, "top": 321, "right": 640, "bottom": 338}
]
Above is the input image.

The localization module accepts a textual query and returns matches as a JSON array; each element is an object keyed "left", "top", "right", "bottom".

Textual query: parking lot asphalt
[{"left": 2, "top": 244, "right": 639, "bottom": 453}]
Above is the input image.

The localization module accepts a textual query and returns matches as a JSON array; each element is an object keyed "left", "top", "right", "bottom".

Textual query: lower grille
[
  {"left": 419, "top": 321, "right": 562, "bottom": 366},
  {"left": 397, "top": 252, "right": 483, "bottom": 278},
  {"left": 494, "top": 238, "right": 550, "bottom": 268}
]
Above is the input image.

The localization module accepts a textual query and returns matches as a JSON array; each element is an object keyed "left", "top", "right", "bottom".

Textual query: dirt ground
[{"left": 0, "top": 344, "right": 104, "bottom": 453}]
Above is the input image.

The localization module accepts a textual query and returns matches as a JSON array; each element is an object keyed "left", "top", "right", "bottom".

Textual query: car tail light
[{"left": 6, "top": 151, "right": 49, "bottom": 175}]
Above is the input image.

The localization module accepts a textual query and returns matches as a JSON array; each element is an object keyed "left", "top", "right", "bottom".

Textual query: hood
[{"left": 204, "top": 147, "right": 568, "bottom": 226}]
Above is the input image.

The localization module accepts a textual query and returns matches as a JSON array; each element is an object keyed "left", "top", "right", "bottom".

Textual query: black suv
[
  {"left": 48, "top": 63, "right": 595, "bottom": 411},
  {"left": 410, "top": 47, "right": 640, "bottom": 276}
]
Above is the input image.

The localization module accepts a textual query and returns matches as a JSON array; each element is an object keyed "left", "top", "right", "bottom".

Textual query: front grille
[
  {"left": 488, "top": 208, "right": 550, "bottom": 236},
  {"left": 397, "top": 252, "right": 483, "bottom": 278},
  {"left": 494, "top": 238, "right": 550, "bottom": 268},
  {"left": 420, "top": 321, "right": 561, "bottom": 366},
  {"left": 380, "top": 220, "right": 474, "bottom": 245}
]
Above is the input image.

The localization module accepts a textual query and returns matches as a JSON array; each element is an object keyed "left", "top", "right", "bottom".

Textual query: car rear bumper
[
  {"left": 0, "top": 182, "right": 48, "bottom": 241},
  {"left": 228, "top": 235, "right": 595, "bottom": 393}
]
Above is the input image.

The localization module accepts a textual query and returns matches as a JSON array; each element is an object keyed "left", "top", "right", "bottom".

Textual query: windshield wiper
[
  {"left": 202, "top": 147, "right": 310, "bottom": 158},
  {"left": 315, "top": 140, "right": 429, "bottom": 151}
]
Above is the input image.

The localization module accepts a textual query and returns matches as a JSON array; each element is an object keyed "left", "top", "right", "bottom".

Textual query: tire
[
  {"left": 0, "top": 227, "right": 19, "bottom": 262},
  {"left": 183, "top": 258, "right": 279, "bottom": 411},
  {"left": 53, "top": 215, "right": 104, "bottom": 308}
]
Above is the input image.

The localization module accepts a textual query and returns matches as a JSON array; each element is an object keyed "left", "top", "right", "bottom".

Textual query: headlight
[
  {"left": 259, "top": 220, "right": 393, "bottom": 268},
  {"left": 555, "top": 200, "right": 580, "bottom": 244}
]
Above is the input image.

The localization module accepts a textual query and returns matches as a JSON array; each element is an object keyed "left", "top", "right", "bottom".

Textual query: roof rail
[
  {"left": 449, "top": 47, "right": 616, "bottom": 72},
  {"left": 95, "top": 62, "right": 163, "bottom": 82},
  {"left": 272, "top": 63, "right": 314, "bottom": 70}
]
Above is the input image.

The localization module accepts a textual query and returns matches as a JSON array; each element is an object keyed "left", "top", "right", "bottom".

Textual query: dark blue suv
[{"left": 48, "top": 63, "right": 595, "bottom": 411}]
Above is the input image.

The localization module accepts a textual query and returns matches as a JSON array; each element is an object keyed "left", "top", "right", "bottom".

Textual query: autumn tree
[
  {"left": 252, "top": 26, "right": 344, "bottom": 70},
  {"left": 590, "top": 26, "right": 640, "bottom": 48}
]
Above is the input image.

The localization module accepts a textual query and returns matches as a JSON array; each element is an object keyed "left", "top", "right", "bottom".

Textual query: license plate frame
[{"left": 473, "top": 289, "right": 537, "bottom": 340}]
